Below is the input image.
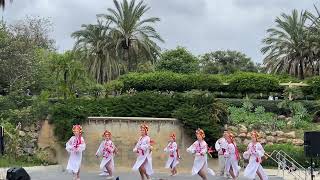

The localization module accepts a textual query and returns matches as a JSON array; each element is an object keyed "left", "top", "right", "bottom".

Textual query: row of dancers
[{"left": 66, "top": 124, "right": 268, "bottom": 180}]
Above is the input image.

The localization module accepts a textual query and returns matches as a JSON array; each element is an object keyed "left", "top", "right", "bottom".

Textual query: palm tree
[
  {"left": 99, "top": 0, "right": 164, "bottom": 71},
  {"left": 0, "top": 0, "right": 12, "bottom": 9},
  {"left": 261, "top": 9, "right": 310, "bottom": 79},
  {"left": 72, "top": 20, "right": 120, "bottom": 83}
]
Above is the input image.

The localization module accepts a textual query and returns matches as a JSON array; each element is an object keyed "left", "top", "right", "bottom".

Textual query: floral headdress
[
  {"left": 140, "top": 123, "right": 149, "bottom": 134},
  {"left": 250, "top": 131, "right": 260, "bottom": 140},
  {"left": 170, "top": 132, "right": 176, "bottom": 141},
  {"left": 72, "top": 125, "right": 82, "bottom": 134},
  {"left": 102, "top": 130, "right": 112, "bottom": 138},
  {"left": 196, "top": 128, "right": 205, "bottom": 139}
]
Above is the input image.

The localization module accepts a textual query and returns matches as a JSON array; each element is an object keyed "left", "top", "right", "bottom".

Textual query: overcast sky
[{"left": 1, "top": 0, "right": 318, "bottom": 63}]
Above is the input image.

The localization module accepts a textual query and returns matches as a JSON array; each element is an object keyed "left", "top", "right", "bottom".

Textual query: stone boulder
[
  {"left": 275, "top": 131, "right": 285, "bottom": 137},
  {"left": 243, "top": 139, "right": 251, "bottom": 146},
  {"left": 18, "top": 131, "right": 26, "bottom": 137},
  {"left": 239, "top": 125, "right": 248, "bottom": 133},
  {"left": 293, "top": 139, "right": 304, "bottom": 146},
  {"left": 276, "top": 138, "right": 287, "bottom": 143},
  {"left": 266, "top": 136, "right": 275, "bottom": 143},
  {"left": 278, "top": 115, "right": 286, "bottom": 120},
  {"left": 271, "top": 132, "right": 277, "bottom": 136},
  {"left": 238, "top": 133, "right": 247, "bottom": 138},
  {"left": 284, "top": 131, "right": 296, "bottom": 139},
  {"left": 235, "top": 137, "right": 242, "bottom": 144},
  {"left": 265, "top": 131, "right": 271, "bottom": 135},
  {"left": 260, "top": 138, "right": 267, "bottom": 144}
]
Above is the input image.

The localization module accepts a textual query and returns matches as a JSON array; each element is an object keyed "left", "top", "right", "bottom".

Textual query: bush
[
  {"left": 262, "top": 144, "right": 313, "bottom": 168},
  {"left": 50, "top": 92, "right": 227, "bottom": 145},
  {"left": 221, "top": 98, "right": 318, "bottom": 115},
  {"left": 306, "top": 76, "right": 320, "bottom": 98},
  {"left": 155, "top": 47, "right": 199, "bottom": 73},
  {"left": 227, "top": 72, "right": 281, "bottom": 93},
  {"left": 120, "top": 72, "right": 222, "bottom": 92}
]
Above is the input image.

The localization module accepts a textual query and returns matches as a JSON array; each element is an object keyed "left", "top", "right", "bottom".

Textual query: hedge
[
  {"left": 221, "top": 98, "right": 318, "bottom": 114},
  {"left": 119, "top": 72, "right": 287, "bottom": 94},
  {"left": 120, "top": 72, "right": 222, "bottom": 92},
  {"left": 50, "top": 92, "right": 227, "bottom": 145}
]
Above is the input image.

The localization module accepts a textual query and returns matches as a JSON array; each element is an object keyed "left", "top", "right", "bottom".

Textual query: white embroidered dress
[
  {"left": 132, "top": 135, "right": 154, "bottom": 175},
  {"left": 65, "top": 136, "right": 86, "bottom": 173},
  {"left": 96, "top": 140, "right": 116, "bottom": 172},
  {"left": 224, "top": 143, "right": 240, "bottom": 177},
  {"left": 164, "top": 141, "right": 179, "bottom": 169},
  {"left": 187, "top": 140, "right": 215, "bottom": 176},
  {"left": 243, "top": 142, "right": 268, "bottom": 180}
]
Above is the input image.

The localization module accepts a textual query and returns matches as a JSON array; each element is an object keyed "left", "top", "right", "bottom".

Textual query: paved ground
[{"left": 0, "top": 165, "right": 284, "bottom": 180}]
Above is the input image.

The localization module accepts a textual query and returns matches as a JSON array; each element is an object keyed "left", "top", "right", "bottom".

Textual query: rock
[
  {"left": 30, "top": 124, "right": 37, "bottom": 132},
  {"left": 239, "top": 125, "right": 248, "bottom": 133},
  {"left": 235, "top": 137, "right": 242, "bottom": 144},
  {"left": 238, "top": 133, "right": 247, "bottom": 138},
  {"left": 19, "top": 131, "right": 26, "bottom": 137},
  {"left": 29, "top": 132, "right": 39, "bottom": 139},
  {"left": 276, "top": 138, "right": 287, "bottom": 143},
  {"left": 259, "top": 131, "right": 266, "bottom": 138},
  {"left": 265, "top": 131, "right": 271, "bottom": 135},
  {"left": 287, "top": 139, "right": 293, "bottom": 144},
  {"left": 267, "top": 142, "right": 274, "bottom": 145},
  {"left": 227, "top": 126, "right": 238, "bottom": 132},
  {"left": 260, "top": 138, "right": 267, "bottom": 144},
  {"left": 243, "top": 139, "right": 251, "bottom": 146},
  {"left": 287, "top": 121, "right": 293, "bottom": 127},
  {"left": 23, "top": 148, "right": 34, "bottom": 155},
  {"left": 275, "top": 131, "right": 285, "bottom": 137},
  {"left": 285, "top": 117, "right": 293, "bottom": 122},
  {"left": 31, "top": 139, "right": 38, "bottom": 143},
  {"left": 278, "top": 115, "right": 286, "bottom": 120},
  {"left": 23, "top": 126, "right": 30, "bottom": 132},
  {"left": 266, "top": 136, "right": 275, "bottom": 143},
  {"left": 271, "top": 132, "right": 277, "bottom": 136},
  {"left": 25, "top": 142, "right": 35, "bottom": 149},
  {"left": 284, "top": 131, "right": 296, "bottom": 139},
  {"left": 293, "top": 139, "right": 304, "bottom": 146}
]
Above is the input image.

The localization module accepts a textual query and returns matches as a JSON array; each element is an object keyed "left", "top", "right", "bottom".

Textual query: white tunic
[
  {"left": 187, "top": 140, "right": 215, "bottom": 176},
  {"left": 164, "top": 142, "right": 179, "bottom": 169},
  {"left": 215, "top": 137, "right": 228, "bottom": 155},
  {"left": 65, "top": 136, "right": 86, "bottom": 173},
  {"left": 224, "top": 143, "right": 240, "bottom": 177},
  {"left": 96, "top": 140, "right": 116, "bottom": 172},
  {"left": 132, "top": 135, "right": 153, "bottom": 175},
  {"left": 243, "top": 142, "right": 268, "bottom": 180}
]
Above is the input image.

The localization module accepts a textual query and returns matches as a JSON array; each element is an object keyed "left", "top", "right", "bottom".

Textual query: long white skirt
[
  {"left": 100, "top": 156, "right": 114, "bottom": 172},
  {"left": 132, "top": 153, "right": 153, "bottom": 175},
  {"left": 191, "top": 155, "right": 215, "bottom": 176},
  {"left": 244, "top": 157, "right": 268, "bottom": 180},
  {"left": 225, "top": 156, "right": 240, "bottom": 177},
  {"left": 66, "top": 152, "right": 83, "bottom": 174},
  {"left": 165, "top": 156, "right": 179, "bottom": 169}
]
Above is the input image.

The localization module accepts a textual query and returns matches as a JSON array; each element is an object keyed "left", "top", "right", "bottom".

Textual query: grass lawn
[{"left": 0, "top": 155, "right": 43, "bottom": 168}]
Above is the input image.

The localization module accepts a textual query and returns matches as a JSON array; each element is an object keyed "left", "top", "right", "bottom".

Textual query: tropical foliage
[
  {"left": 200, "top": 50, "right": 258, "bottom": 74},
  {"left": 262, "top": 7, "right": 320, "bottom": 79}
]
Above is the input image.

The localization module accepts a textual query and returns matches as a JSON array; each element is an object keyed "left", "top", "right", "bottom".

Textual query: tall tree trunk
[
  {"left": 64, "top": 70, "right": 67, "bottom": 100},
  {"left": 299, "top": 59, "right": 304, "bottom": 80},
  {"left": 124, "top": 47, "right": 131, "bottom": 71}
]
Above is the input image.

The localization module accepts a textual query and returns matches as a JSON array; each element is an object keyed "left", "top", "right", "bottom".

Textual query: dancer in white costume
[
  {"left": 164, "top": 132, "right": 180, "bottom": 176},
  {"left": 243, "top": 131, "right": 269, "bottom": 180},
  {"left": 96, "top": 130, "right": 117, "bottom": 180},
  {"left": 187, "top": 128, "right": 215, "bottom": 180},
  {"left": 66, "top": 125, "right": 86, "bottom": 180},
  {"left": 224, "top": 132, "right": 240, "bottom": 180},
  {"left": 215, "top": 129, "right": 229, "bottom": 176},
  {"left": 132, "top": 124, "right": 154, "bottom": 180}
]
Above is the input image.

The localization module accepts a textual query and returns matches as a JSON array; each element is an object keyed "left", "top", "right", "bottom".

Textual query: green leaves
[{"left": 156, "top": 47, "right": 199, "bottom": 74}]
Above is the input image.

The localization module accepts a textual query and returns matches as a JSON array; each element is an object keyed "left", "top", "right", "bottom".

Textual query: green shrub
[
  {"left": 262, "top": 144, "right": 314, "bottom": 168},
  {"left": 306, "top": 76, "right": 320, "bottom": 98},
  {"left": 120, "top": 72, "right": 222, "bottom": 92},
  {"left": 221, "top": 98, "right": 318, "bottom": 115},
  {"left": 50, "top": 92, "right": 227, "bottom": 145},
  {"left": 227, "top": 72, "right": 281, "bottom": 93}
]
